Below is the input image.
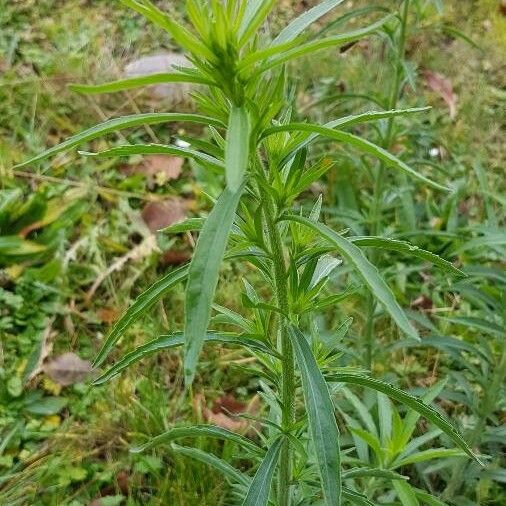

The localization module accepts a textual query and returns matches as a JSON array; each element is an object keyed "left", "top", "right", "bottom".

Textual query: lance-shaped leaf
[
  {"left": 264, "top": 123, "right": 446, "bottom": 191},
  {"left": 184, "top": 187, "right": 244, "bottom": 386},
  {"left": 15, "top": 113, "right": 224, "bottom": 168},
  {"left": 225, "top": 106, "right": 251, "bottom": 191},
  {"left": 283, "top": 215, "right": 419, "bottom": 340},
  {"left": 326, "top": 372, "right": 482, "bottom": 464},
  {"left": 261, "top": 107, "right": 430, "bottom": 165},
  {"left": 131, "top": 424, "right": 261, "bottom": 454},
  {"left": 238, "top": 0, "right": 277, "bottom": 46},
  {"left": 272, "top": 0, "right": 345, "bottom": 45},
  {"left": 80, "top": 143, "right": 224, "bottom": 172},
  {"left": 93, "top": 332, "right": 277, "bottom": 385},
  {"left": 349, "top": 237, "right": 466, "bottom": 277},
  {"left": 242, "top": 437, "right": 283, "bottom": 506},
  {"left": 69, "top": 72, "right": 215, "bottom": 95},
  {"left": 288, "top": 325, "right": 341, "bottom": 506},
  {"left": 93, "top": 264, "right": 189, "bottom": 367},
  {"left": 172, "top": 444, "right": 249, "bottom": 486},
  {"left": 249, "top": 15, "right": 391, "bottom": 75}
]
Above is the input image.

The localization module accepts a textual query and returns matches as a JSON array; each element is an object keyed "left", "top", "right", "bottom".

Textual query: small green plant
[{"left": 16, "top": 1, "right": 482, "bottom": 503}]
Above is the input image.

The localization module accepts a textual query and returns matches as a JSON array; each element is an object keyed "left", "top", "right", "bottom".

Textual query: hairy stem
[
  {"left": 264, "top": 197, "right": 294, "bottom": 506},
  {"left": 364, "top": 0, "right": 410, "bottom": 370}
]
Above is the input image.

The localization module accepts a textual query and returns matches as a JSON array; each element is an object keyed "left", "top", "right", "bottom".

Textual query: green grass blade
[
  {"left": 342, "top": 468, "right": 407, "bottom": 481},
  {"left": 0, "top": 236, "right": 46, "bottom": 255},
  {"left": 14, "top": 113, "right": 224, "bottom": 168},
  {"left": 327, "top": 373, "right": 482, "bottom": 464},
  {"left": 288, "top": 325, "right": 341, "bottom": 506},
  {"left": 264, "top": 123, "right": 446, "bottom": 191},
  {"left": 225, "top": 106, "right": 251, "bottom": 191},
  {"left": 242, "top": 437, "right": 283, "bottom": 506},
  {"left": 393, "top": 480, "right": 420, "bottom": 506},
  {"left": 81, "top": 143, "right": 224, "bottom": 172},
  {"left": 69, "top": 72, "right": 214, "bottom": 95},
  {"left": 184, "top": 187, "right": 244, "bottom": 386},
  {"left": 272, "top": 0, "right": 345, "bottom": 45},
  {"left": 162, "top": 217, "right": 205, "bottom": 234},
  {"left": 284, "top": 215, "right": 419, "bottom": 340},
  {"left": 172, "top": 444, "right": 249, "bottom": 486},
  {"left": 92, "top": 264, "right": 189, "bottom": 368},
  {"left": 349, "top": 237, "right": 466, "bottom": 277},
  {"left": 131, "top": 424, "right": 261, "bottom": 454},
  {"left": 93, "top": 331, "right": 277, "bottom": 385}
]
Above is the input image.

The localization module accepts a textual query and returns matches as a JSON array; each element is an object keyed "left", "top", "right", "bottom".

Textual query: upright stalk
[
  {"left": 264, "top": 197, "right": 295, "bottom": 506},
  {"left": 364, "top": 0, "right": 410, "bottom": 369}
]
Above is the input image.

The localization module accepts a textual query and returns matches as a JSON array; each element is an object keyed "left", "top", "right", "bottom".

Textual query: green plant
[{"left": 15, "top": 1, "right": 482, "bottom": 504}]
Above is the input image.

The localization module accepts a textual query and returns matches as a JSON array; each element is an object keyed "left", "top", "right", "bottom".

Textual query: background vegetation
[{"left": 1, "top": 0, "right": 504, "bottom": 504}]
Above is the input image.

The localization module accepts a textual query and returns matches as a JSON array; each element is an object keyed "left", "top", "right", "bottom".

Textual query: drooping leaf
[
  {"left": 242, "top": 437, "right": 283, "bottom": 506},
  {"left": 272, "top": 0, "right": 345, "bottom": 45},
  {"left": 81, "top": 143, "right": 224, "bottom": 172},
  {"left": 69, "top": 72, "right": 214, "bottom": 95},
  {"left": 225, "top": 106, "right": 251, "bottom": 191},
  {"left": 93, "top": 332, "right": 276, "bottom": 385},
  {"left": 131, "top": 424, "right": 261, "bottom": 454},
  {"left": 184, "top": 187, "right": 244, "bottom": 385},
  {"left": 349, "top": 237, "right": 465, "bottom": 277},
  {"left": 265, "top": 124, "right": 446, "bottom": 190},
  {"left": 15, "top": 113, "right": 224, "bottom": 168},
  {"left": 327, "top": 372, "right": 482, "bottom": 464},
  {"left": 284, "top": 215, "right": 419, "bottom": 340},
  {"left": 93, "top": 264, "right": 189, "bottom": 367},
  {"left": 172, "top": 444, "right": 249, "bottom": 486},
  {"left": 288, "top": 325, "right": 341, "bottom": 505}
]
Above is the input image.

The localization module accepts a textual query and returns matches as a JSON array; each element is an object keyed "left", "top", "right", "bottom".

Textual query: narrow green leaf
[
  {"left": 327, "top": 373, "right": 482, "bottom": 464},
  {"left": 242, "top": 437, "right": 283, "bottom": 506},
  {"left": 288, "top": 325, "right": 341, "bottom": 506},
  {"left": 349, "top": 237, "right": 465, "bottom": 277},
  {"left": 413, "top": 488, "right": 450, "bottom": 506},
  {"left": 342, "top": 468, "right": 407, "bottom": 481},
  {"left": 161, "top": 217, "right": 205, "bottom": 234},
  {"left": 266, "top": 124, "right": 446, "bottom": 191},
  {"left": 393, "top": 480, "right": 420, "bottom": 506},
  {"left": 80, "top": 143, "right": 224, "bottom": 172},
  {"left": 284, "top": 215, "right": 419, "bottom": 340},
  {"left": 0, "top": 236, "right": 46, "bottom": 255},
  {"left": 238, "top": 0, "right": 277, "bottom": 46},
  {"left": 342, "top": 488, "right": 374, "bottom": 506},
  {"left": 93, "top": 331, "right": 276, "bottom": 385},
  {"left": 131, "top": 424, "right": 261, "bottom": 454},
  {"left": 272, "top": 0, "right": 345, "bottom": 45},
  {"left": 172, "top": 444, "right": 249, "bottom": 485},
  {"left": 69, "top": 72, "right": 214, "bottom": 95},
  {"left": 184, "top": 187, "right": 244, "bottom": 386},
  {"left": 394, "top": 448, "right": 464, "bottom": 468},
  {"left": 15, "top": 113, "right": 224, "bottom": 168},
  {"left": 93, "top": 264, "right": 189, "bottom": 367},
  {"left": 225, "top": 106, "right": 251, "bottom": 192},
  {"left": 251, "top": 15, "right": 392, "bottom": 75}
]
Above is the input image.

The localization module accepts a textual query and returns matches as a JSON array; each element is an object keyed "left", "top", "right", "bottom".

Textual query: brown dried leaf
[
  {"left": 141, "top": 198, "right": 187, "bottom": 233},
  {"left": 43, "top": 352, "right": 92, "bottom": 386},
  {"left": 201, "top": 394, "right": 260, "bottom": 435},
  {"left": 411, "top": 295, "right": 434, "bottom": 313},
  {"left": 422, "top": 70, "right": 458, "bottom": 119},
  {"left": 97, "top": 307, "right": 120, "bottom": 324},
  {"left": 121, "top": 155, "right": 184, "bottom": 185}
]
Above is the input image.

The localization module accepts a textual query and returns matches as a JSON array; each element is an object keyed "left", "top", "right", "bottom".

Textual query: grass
[{"left": 1, "top": 1, "right": 504, "bottom": 504}]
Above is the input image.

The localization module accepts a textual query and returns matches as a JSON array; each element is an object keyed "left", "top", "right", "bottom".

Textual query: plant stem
[
  {"left": 364, "top": 0, "right": 410, "bottom": 370},
  {"left": 264, "top": 197, "right": 294, "bottom": 506}
]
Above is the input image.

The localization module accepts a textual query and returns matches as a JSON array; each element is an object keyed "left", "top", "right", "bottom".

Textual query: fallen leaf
[
  {"left": 141, "top": 198, "right": 187, "bottom": 233},
  {"left": 97, "top": 307, "right": 120, "bottom": 324},
  {"left": 160, "top": 249, "right": 190, "bottom": 267},
  {"left": 411, "top": 295, "right": 434, "bottom": 313},
  {"left": 422, "top": 70, "right": 458, "bottom": 119},
  {"left": 199, "top": 393, "right": 260, "bottom": 435},
  {"left": 121, "top": 155, "right": 184, "bottom": 186},
  {"left": 43, "top": 352, "right": 92, "bottom": 386}
]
